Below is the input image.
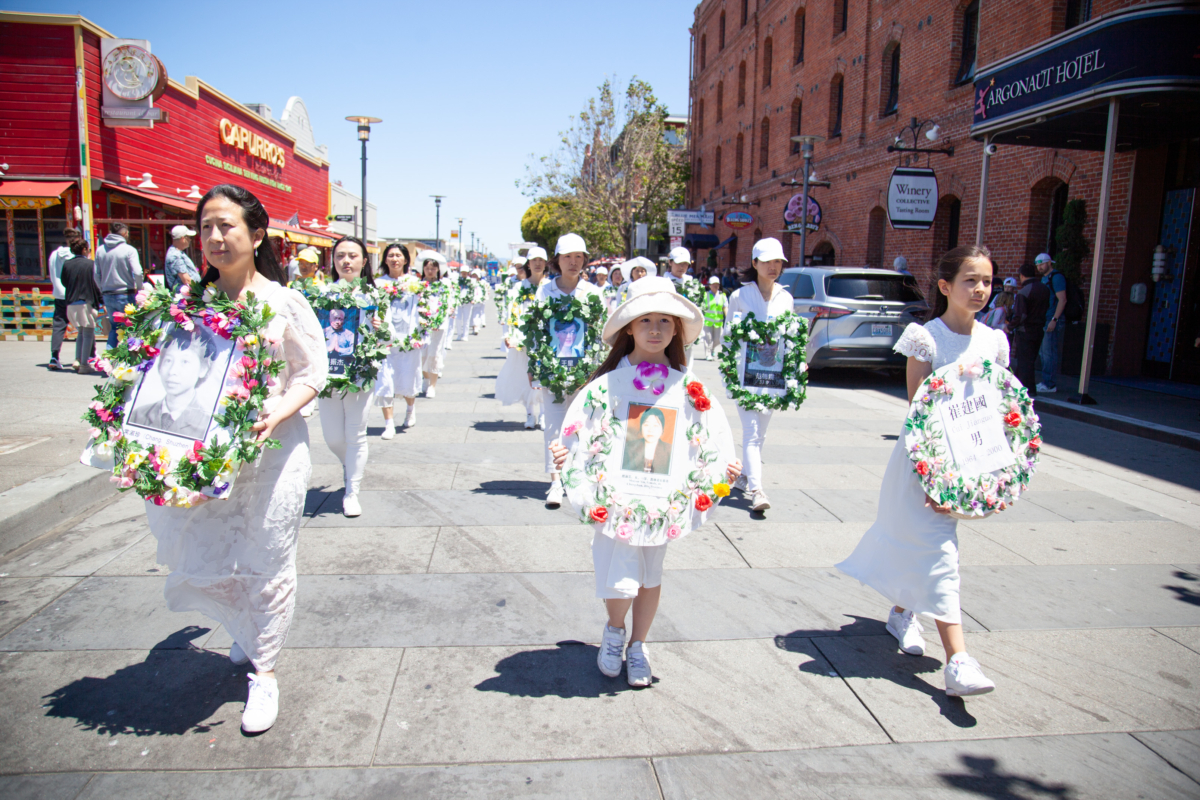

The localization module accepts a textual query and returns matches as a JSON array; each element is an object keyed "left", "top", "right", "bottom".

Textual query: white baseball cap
[
  {"left": 708, "top": 275, "right": 721, "bottom": 284},
  {"left": 526, "top": 246, "right": 549, "bottom": 261},
  {"left": 554, "top": 233, "right": 588, "bottom": 256},
  {"left": 667, "top": 246, "right": 692, "bottom": 264},
  {"left": 171, "top": 225, "right": 196, "bottom": 239},
  {"left": 751, "top": 237, "right": 787, "bottom": 263},
  {"left": 511, "top": 256, "right": 527, "bottom": 266},
  {"left": 595, "top": 266, "right": 609, "bottom": 275},
  {"left": 1034, "top": 253, "right": 1054, "bottom": 265},
  {"left": 1003, "top": 277, "right": 1019, "bottom": 288}
]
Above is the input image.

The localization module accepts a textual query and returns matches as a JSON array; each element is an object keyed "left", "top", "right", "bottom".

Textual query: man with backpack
[
  {"left": 1011, "top": 263, "right": 1052, "bottom": 399},
  {"left": 1036, "top": 252, "right": 1069, "bottom": 393}
]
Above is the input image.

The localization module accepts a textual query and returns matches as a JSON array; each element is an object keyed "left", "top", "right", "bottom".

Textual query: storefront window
[
  {"left": 0, "top": 215, "right": 8, "bottom": 273},
  {"left": 43, "top": 204, "right": 68, "bottom": 257},
  {"left": 13, "top": 210, "right": 41, "bottom": 276}
]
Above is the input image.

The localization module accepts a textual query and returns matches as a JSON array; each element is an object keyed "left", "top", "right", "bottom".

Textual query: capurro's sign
[{"left": 219, "top": 118, "right": 286, "bottom": 169}]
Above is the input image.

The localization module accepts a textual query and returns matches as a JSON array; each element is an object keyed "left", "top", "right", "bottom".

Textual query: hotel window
[
  {"left": 790, "top": 99, "right": 803, "bottom": 154},
  {"left": 763, "top": 38, "right": 773, "bottom": 87},
  {"left": 793, "top": 9, "right": 806, "bottom": 64},
  {"left": 829, "top": 74, "right": 844, "bottom": 137},
  {"left": 834, "top": 0, "right": 848, "bottom": 36},
  {"left": 956, "top": 0, "right": 979, "bottom": 85},
  {"left": 738, "top": 61, "right": 747, "bottom": 106},
  {"left": 714, "top": 147, "right": 722, "bottom": 188},
  {"left": 759, "top": 117, "right": 771, "bottom": 170},
  {"left": 1065, "top": 0, "right": 1092, "bottom": 30},
  {"left": 717, "top": 81, "right": 724, "bottom": 121},
  {"left": 735, "top": 134, "right": 745, "bottom": 178},
  {"left": 719, "top": 11, "right": 726, "bottom": 49},
  {"left": 882, "top": 43, "right": 900, "bottom": 116},
  {"left": 700, "top": 34, "right": 707, "bottom": 70}
]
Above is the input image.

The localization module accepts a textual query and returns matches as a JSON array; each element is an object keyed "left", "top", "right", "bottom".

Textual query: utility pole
[{"left": 430, "top": 195, "right": 446, "bottom": 254}]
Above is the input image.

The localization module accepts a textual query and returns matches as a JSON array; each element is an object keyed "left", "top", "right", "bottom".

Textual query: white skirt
[
  {"left": 422, "top": 328, "right": 447, "bottom": 375},
  {"left": 835, "top": 428, "right": 962, "bottom": 624},
  {"left": 375, "top": 347, "right": 423, "bottom": 405},
  {"left": 592, "top": 533, "right": 667, "bottom": 599},
  {"left": 494, "top": 347, "right": 535, "bottom": 407}
]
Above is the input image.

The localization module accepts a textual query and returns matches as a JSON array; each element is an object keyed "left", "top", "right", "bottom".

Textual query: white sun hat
[
  {"left": 526, "top": 246, "right": 549, "bottom": 261},
  {"left": 554, "top": 233, "right": 588, "bottom": 256},
  {"left": 667, "top": 246, "right": 692, "bottom": 264},
  {"left": 617, "top": 256, "right": 656, "bottom": 281},
  {"left": 416, "top": 249, "right": 448, "bottom": 276},
  {"left": 601, "top": 275, "right": 703, "bottom": 347},
  {"left": 751, "top": 237, "right": 788, "bottom": 263}
]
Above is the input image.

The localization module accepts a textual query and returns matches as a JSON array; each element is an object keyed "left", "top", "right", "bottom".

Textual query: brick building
[{"left": 686, "top": 0, "right": 1200, "bottom": 383}]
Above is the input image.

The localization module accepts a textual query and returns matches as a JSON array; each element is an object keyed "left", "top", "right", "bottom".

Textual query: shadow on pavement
[
  {"left": 474, "top": 641, "right": 655, "bottom": 698},
  {"left": 1164, "top": 569, "right": 1200, "bottom": 606},
  {"left": 472, "top": 421, "right": 526, "bottom": 432},
  {"left": 41, "top": 626, "right": 247, "bottom": 737},
  {"left": 472, "top": 479, "right": 552, "bottom": 500},
  {"left": 939, "top": 754, "right": 1073, "bottom": 799}
]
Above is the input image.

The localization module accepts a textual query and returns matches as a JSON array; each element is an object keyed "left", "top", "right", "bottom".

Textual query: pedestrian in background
[
  {"left": 982, "top": 278, "right": 1016, "bottom": 331},
  {"left": 1035, "top": 253, "right": 1068, "bottom": 394},
  {"left": 701, "top": 275, "right": 726, "bottom": 360},
  {"left": 93, "top": 222, "right": 144, "bottom": 349},
  {"left": 60, "top": 237, "right": 101, "bottom": 373},
  {"left": 1010, "top": 262, "right": 1051, "bottom": 398},
  {"left": 47, "top": 227, "right": 81, "bottom": 370},
  {"left": 894, "top": 255, "right": 912, "bottom": 276},
  {"left": 163, "top": 225, "right": 199, "bottom": 292}
]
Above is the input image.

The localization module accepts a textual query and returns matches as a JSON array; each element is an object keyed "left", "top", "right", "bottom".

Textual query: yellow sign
[
  {"left": 205, "top": 155, "right": 292, "bottom": 193},
  {"left": 219, "top": 118, "right": 286, "bottom": 168}
]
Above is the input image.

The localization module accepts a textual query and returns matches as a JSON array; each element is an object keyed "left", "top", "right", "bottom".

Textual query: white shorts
[{"left": 592, "top": 533, "right": 666, "bottom": 599}]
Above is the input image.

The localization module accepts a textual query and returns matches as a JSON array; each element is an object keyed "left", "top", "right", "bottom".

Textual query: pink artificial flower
[
  {"left": 562, "top": 421, "right": 581, "bottom": 438},
  {"left": 616, "top": 523, "right": 634, "bottom": 540},
  {"left": 589, "top": 441, "right": 603, "bottom": 455},
  {"left": 88, "top": 401, "right": 104, "bottom": 411},
  {"left": 240, "top": 355, "right": 257, "bottom": 370},
  {"left": 666, "top": 524, "right": 682, "bottom": 540},
  {"left": 243, "top": 378, "right": 259, "bottom": 390},
  {"left": 88, "top": 427, "right": 101, "bottom": 439}
]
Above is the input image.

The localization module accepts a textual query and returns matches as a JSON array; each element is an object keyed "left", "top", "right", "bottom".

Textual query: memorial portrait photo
[
  {"left": 552, "top": 317, "right": 586, "bottom": 362},
  {"left": 126, "top": 325, "right": 235, "bottom": 441},
  {"left": 621, "top": 404, "right": 677, "bottom": 475},
  {"left": 744, "top": 340, "right": 787, "bottom": 390},
  {"left": 317, "top": 307, "right": 360, "bottom": 375}
]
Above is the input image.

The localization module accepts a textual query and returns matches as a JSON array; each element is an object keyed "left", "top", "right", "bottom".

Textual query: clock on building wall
[{"left": 103, "top": 44, "right": 160, "bottom": 101}]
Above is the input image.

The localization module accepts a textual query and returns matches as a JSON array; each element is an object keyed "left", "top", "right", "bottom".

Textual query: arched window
[
  {"left": 759, "top": 117, "right": 771, "bottom": 170},
  {"left": 813, "top": 241, "right": 836, "bottom": 266},
  {"left": 753, "top": 227, "right": 763, "bottom": 242},
  {"left": 867, "top": 207, "right": 887, "bottom": 268},
  {"left": 828, "top": 73, "right": 844, "bottom": 137},
  {"left": 700, "top": 34, "right": 707, "bottom": 70},
  {"left": 955, "top": 0, "right": 979, "bottom": 85},
  {"left": 790, "top": 98, "right": 803, "bottom": 154},
  {"left": 834, "top": 0, "right": 848, "bottom": 35},
  {"left": 738, "top": 61, "right": 747, "bottom": 106},
  {"left": 695, "top": 158, "right": 703, "bottom": 195},
  {"left": 741, "top": 0, "right": 749, "bottom": 27},
  {"left": 717, "top": 81, "right": 724, "bottom": 122},
  {"left": 1026, "top": 178, "right": 1069, "bottom": 261},
  {"left": 697, "top": 99, "right": 705, "bottom": 137},
  {"left": 932, "top": 195, "right": 963, "bottom": 264},
  {"left": 735, "top": 133, "right": 745, "bottom": 178},
  {"left": 794, "top": 8, "right": 806, "bottom": 63},
  {"left": 763, "top": 37, "right": 774, "bottom": 87},
  {"left": 881, "top": 42, "right": 900, "bottom": 117},
  {"left": 719, "top": 11, "right": 726, "bottom": 50},
  {"left": 714, "top": 146, "right": 722, "bottom": 189}
]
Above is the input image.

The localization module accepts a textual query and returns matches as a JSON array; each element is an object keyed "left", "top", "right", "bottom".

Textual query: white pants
[
  {"left": 541, "top": 387, "right": 570, "bottom": 473},
  {"left": 737, "top": 406, "right": 773, "bottom": 492},
  {"left": 319, "top": 391, "right": 371, "bottom": 498},
  {"left": 453, "top": 306, "right": 471, "bottom": 339},
  {"left": 422, "top": 328, "right": 447, "bottom": 375},
  {"left": 471, "top": 303, "right": 485, "bottom": 329},
  {"left": 704, "top": 326, "right": 722, "bottom": 358},
  {"left": 593, "top": 533, "right": 667, "bottom": 599}
]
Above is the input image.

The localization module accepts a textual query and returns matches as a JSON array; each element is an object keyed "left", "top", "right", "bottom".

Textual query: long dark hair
[
  {"left": 195, "top": 184, "right": 287, "bottom": 285},
  {"left": 332, "top": 235, "right": 375, "bottom": 286},
  {"left": 515, "top": 263, "right": 530, "bottom": 281},
  {"left": 380, "top": 242, "right": 410, "bottom": 277},
  {"left": 931, "top": 244, "right": 993, "bottom": 318},
  {"left": 589, "top": 317, "right": 687, "bottom": 381}
]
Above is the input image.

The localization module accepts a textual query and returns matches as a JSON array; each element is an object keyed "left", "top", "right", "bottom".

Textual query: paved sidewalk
[{"left": 0, "top": 310, "right": 1198, "bottom": 798}]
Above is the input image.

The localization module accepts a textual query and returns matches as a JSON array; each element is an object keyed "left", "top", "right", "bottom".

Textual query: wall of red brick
[{"left": 688, "top": 0, "right": 1145, "bottom": 372}]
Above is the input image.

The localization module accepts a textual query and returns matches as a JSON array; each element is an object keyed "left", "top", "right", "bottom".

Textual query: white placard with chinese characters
[{"left": 936, "top": 380, "right": 1015, "bottom": 475}]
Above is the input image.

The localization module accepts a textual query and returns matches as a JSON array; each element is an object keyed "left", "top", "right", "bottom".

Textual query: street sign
[
  {"left": 333, "top": 214, "right": 354, "bottom": 222},
  {"left": 668, "top": 218, "right": 685, "bottom": 237},
  {"left": 724, "top": 210, "right": 754, "bottom": 229},
  {"left": 669, "top": 236, "right": 683, "bottom": 249},
  {"left": 886, "top": 167, "right": 939, "bottom": 230},
  {"left": 635, "top": 223, "right": 648, "bottom": 250},
  {"left": 667, "top": 209, "right": 715, "bottom": 226},
  {"left": 784, "top": 194, "right": 822, "bottom": 232}
]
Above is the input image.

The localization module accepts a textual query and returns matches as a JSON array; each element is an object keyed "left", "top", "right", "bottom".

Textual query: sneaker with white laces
[
  {"left": 626, "top": 641, "right": 652, "bottom": 687},
  {"left": 241, "top": 673, "right": 279, "bottom": 733},
  {"left": 750, "top": 489, "right": 771, "bottom": 512},
  {"left": 403, "top": 406, "right": 417, "bottom": 428},
  {"left": 426, "top": 385, "right": 436, "bottom": 399},
  {"left": 524, "top": 413, "right": 536, "bottom": 430},
  {"left": 1036, "top": 382, "right": 1056, "bottom": 394},
  {"left": 342, "top": 494, "right": 362, "bottom": 517},
  {"left": 597, "top": 624, "right": 625, "bottom": 677},
  {"left": 886, "top": 608, "right": 925, "bottom": 656},
  {"left": 944, "top": 654, "right": 996, "bottom": 697},
  {"left": 545, "top": 478, "right": 564, "bottom": 509},
  {"left": 229, "top": 641, "right": 250, "bottom": 665},
  {"left": 381, "top": 423, "right": 395, "bottom": 440}
]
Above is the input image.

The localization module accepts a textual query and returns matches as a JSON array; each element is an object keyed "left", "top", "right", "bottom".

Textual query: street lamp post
[
  {"left": 345, "top": 116, "right": 382, "bottom": 245},
  {"left": 456, "top": 217, "right": 464, "bottom": 262},
  {"left": 790, "top": 135, "right": 825, "bottom": 266},
  {"left": 430, "top": 195, "right": 446, "bottom": 254}
]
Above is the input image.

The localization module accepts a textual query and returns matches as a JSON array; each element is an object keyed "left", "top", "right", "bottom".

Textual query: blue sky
[{"left": 16, "top": 0, "right": 695, "bottom": 258}]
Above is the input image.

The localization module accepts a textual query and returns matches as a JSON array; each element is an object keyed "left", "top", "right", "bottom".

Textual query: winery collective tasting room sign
[{"left": 886, "top": 167, "right": 939, "bottom": 230}]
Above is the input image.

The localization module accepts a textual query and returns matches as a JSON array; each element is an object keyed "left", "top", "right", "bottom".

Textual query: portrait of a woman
[{"left": 621, "top": 406, "right": 672, "bottom": 475}]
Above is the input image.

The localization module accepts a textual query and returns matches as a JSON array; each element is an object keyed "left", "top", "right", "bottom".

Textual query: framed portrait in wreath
[{"left": 318, "top": 306, "right": 362, "bottom": 376}]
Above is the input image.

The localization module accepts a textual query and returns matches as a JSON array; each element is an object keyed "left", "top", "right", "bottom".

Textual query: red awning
[
  {"left": 102, "top": 182, "right": 196, "bottom": 213},
  {"left": 0, "top": 181, "right": 73, "bottom": 210}
]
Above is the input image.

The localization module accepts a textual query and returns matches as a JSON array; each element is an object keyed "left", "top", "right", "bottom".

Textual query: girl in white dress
[
  {"left": 724, "top": 238, "right": 795, "bottom": 514},
  {"left": 494, "top": 253, "right": 547, "bottom": 428},
  {"left": 375, "top": 243, "right": 423, "bottom": 437},
  {"left": 146, "top": 184, "right": 328, "bottom": 734},
  {"left": 418, "top": 251, "right": 451, "bottom": 398},
  {"left": 837, "top": 244, "right": 1006, "bottom": 698},
  {"left": 537, "top": 234, "right": 605, "bottom": 508}
]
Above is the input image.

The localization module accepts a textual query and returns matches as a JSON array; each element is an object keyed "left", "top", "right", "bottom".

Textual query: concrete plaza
[{"left": 0, "top": 313, "right": 1198, "bottom": 799}]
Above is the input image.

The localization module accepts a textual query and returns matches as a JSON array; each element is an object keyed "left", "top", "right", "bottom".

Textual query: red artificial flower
[
  {"left": 693, "top": 396, "right": 712, "bottom": 412},
  {"left": 686, "top": 381, "right": 706, "bottom": 399},
  {"left": 112, "top": 312, "right": 127, "bottom": 326},
  {"left": 144, "top": 346, "right": 160, "bottom": 357},
  {"left": 916, "top": 460, "right": 930, "bottom": 476},
  {"left": 929, "top": 377, "right": 944, "bottom": 390},
  {"left": 694, "top": 494, "right": 713, "bottom": 512},
  {"left": 589, "top": 506, "right": 609, "bottom": 523},
  {"left": 1004, "top": 411, "right": 1022, "bottom": 428},
  {"left": 1028, "top": 436, "right": 1042, "bottom": 451}
]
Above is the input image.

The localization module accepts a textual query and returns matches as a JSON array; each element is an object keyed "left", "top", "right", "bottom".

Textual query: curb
[
  {"left": 0, "top": 462, "right": 116, "bottom": 558},
  {"left": 1035, "top": 397, "right": 1200, "bottom": 452}
]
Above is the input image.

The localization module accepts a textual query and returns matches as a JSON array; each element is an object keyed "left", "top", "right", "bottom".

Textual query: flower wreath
[
  {"left": 718, "top": 310, "right": 810, "bottom": 411},
  {"left": 674, "top": 277, "right": 707, "bottom": 308},
  {"left": 296, "top": 278, "right": 393, "bottom": 396},
  {"left": 505, "top": 284, "right": 539, "bottom": 349},
  {"left": 561, "top": 370, "right": 730, "bottom": 545},
  {"left": 519, "top": 292, "right": 607, "bottom": 403},
  {"left": 494, "top": 278, "right": 516, "bottom": 321},
  {"left": 82, "top": 281, "right": 285, "bottom": 508},
  {"left": 905, "top": 357, "right": 1042, "bottom": 518},
  {"left": 378, "top": 275, "right": 440, "bottom": 352}
]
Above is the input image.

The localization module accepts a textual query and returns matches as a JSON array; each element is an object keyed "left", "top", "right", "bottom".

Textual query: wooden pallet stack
[{"left": 0, "top": 288, "right": 67, "bottom": 342}]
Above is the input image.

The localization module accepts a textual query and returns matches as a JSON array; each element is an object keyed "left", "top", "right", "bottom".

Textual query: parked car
[{"left": 778, "top": 266, "right": 927, "bottom": 369}]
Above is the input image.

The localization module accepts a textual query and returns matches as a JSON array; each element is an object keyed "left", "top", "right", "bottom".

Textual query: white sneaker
[
  {"left": 1036, "top": 382, "right": 1057, "bottom": 394},
  {"left": 944, "top": 654, "right": 996, "bottom": 697},
  {"left": 229, "top": 641, "right": 250, "bottom": 665},
  {"left": 241, "top": 673, "right": 279, "bottom": 733},
  {"left": 524, "top": 413, "right": 536, "bottom": 430},
  {"left": 750, "top": 489, "right": 771, "bottom": 512},
  {"left": 626, "top": 641, "right": 652, "bottom": 687},
  {"left": 733, "top": 473, "right": 748, "bottom": 493},
  {"left": 886, "top": 608, "right": 925, "bottom": 656},
  {"left": 381, "top": 423, "right": 395, "bottom": 440},
  {"left": 403, "top": 406, "right": 416, "bottom": 428},
  {"left": 545, "top": 478, "right": 564, "bottom": 508},
  {"left": 342, "top": 494, "right": 362, "bottom": 517},
  {"left": 445, "top": 341, "right": 453, "bottom": 350},
  {"left": 426, "top": 386, "right": 436, "bottom": 399},
  {"left": 597, "top": 624, "right": 625, "bottom": 677},
  {"left": 536, "top": 414, "right": 545, "bottom": 431}
]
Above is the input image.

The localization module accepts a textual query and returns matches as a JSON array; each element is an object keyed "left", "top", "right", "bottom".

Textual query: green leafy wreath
[
  {"left": 519, "top": 293, "right": 607, "bottom": 403},
  {"left": 905, "top": 358, "right": 1041, "bottom": 518},
  {"left": 505, "top": 283, "right": 538, "bottom": 349},
  {"left": 718, "top": 310, "right": 809, "bottom": 411},
  {"left": 82, "top": 281, "right": 285, "bottom": 507},
  {"left": 295, "top": 278, "right": 393, "bottom": 396},
  {"left": 675, "top": 277, "right": 707, "bottom": 307},
  {"left": 379, "top": 275, "right": 445, "bottom": 352}
]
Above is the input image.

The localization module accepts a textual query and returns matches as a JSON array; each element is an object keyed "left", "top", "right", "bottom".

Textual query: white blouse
[
  {"left": 726, "top": 282, "right": 795, "bottom": 329},
  {"left": 536, "top": 275, "right": 604, "bottom": 303},
  {"left": 895, "top": 318, "right": 1011, "bottom": 371},
  {"left": 261, "top": 282, "right": 329, "bottom": 411}
]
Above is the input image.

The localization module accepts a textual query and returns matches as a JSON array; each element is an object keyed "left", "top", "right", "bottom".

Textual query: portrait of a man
[
  {"left": 621, "top": 405, "right": 675, "bottom": 475},
  {"left": 126, "top": 325, "right": 233, "bottom": 441},
  {"left": 744, "top": 340, "right": 787, "bottom": 390},
  {"left": 317, "top": 307, "right": 360, "bottom": 375}
]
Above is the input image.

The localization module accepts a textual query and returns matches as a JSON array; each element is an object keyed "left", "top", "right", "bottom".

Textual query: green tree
[
  {"left": 1053, "top": 199, "right": 1087, "bottom": 285},
  {"left": 520, "top": 77, "right": 690, "bottom": 258},
  {"left": 520, "top": 198, "right": 573, "bottom": 251}
]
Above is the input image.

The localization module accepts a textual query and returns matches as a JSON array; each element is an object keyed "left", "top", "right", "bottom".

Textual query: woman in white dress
[
  {"left": 724, "top": 238, "right": 795, "bottom": 514},
  {"left": 837, "top": 244, "right": 1006, "bottom": 698},
  {"left": 375, "top": 243, "right": 423, "bottom": 437},
  {"left": 418, "top": 251, "right": 451, "bottom": 398},
  {"left": 146, "top": 184, "right": 328, "bottom": 734},
  {"left": 494, "top": 251, "right": 548, "bottom": 428}
]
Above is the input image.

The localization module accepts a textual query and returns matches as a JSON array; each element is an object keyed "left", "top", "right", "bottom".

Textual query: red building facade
[
  {"left": 0, "top": 12, "right": 333, "bottom": 285},
  {"left": 687, "top": 0, "right": 1200, "bottom": 382}
]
